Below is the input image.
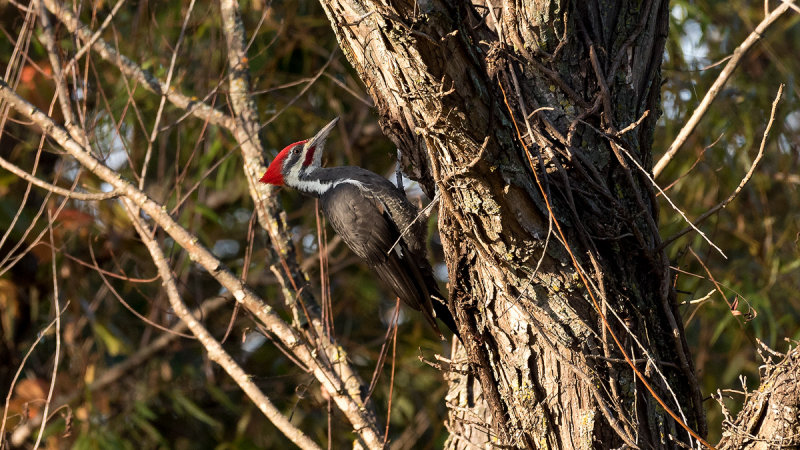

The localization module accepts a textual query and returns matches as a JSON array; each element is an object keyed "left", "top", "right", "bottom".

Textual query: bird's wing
[
  {"left": 321, "top": 183, "right": 442, "bottom": 336},
  {"left": 321, "top": 183, "right": 396, "bottom": 263}
]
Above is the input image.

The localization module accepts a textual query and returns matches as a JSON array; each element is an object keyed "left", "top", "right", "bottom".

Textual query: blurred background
[{"left": 0, "top": 0, "right": 798, "bottom": 447}]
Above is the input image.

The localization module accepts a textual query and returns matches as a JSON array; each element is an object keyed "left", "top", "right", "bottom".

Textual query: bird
[{"left": 259, "top": 117, "right": 459, "bottom": 340}]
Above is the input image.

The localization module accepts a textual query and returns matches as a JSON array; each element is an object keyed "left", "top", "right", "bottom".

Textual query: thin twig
[
  {"left": 386, "top": 193, "right": 438, "bottom": 256},
  {"left": 0, "top": 77, "right": 383, "bottom": 449},
  {"left": 33, "top": 211, "right": 63, "bottom": 450},
  {"left": 0, "top": 304, "right": 67, "bottom": 443},
  {"left": 366, "top": 300, "right": 401, "bottom": 403},
  {"left": 616, "top": 141, "right": 727, "bottom": 258},
  {"left": 0, "top": 155, "right": 119, "bottom": 200},
  {"left": 653, "top": 1, "right": 794, "bottom": 177},
  {"left": 616, "top": 110, "right": 650, "bottom": 136},
  {"left": 684, "top": 290, "right": 716, "bottom": 325},
  {"left": 382, "top": 306, "right": 399, "bottom": 447},
  {"left": 686, "top": 249, "right": 759, "bottom": 350},
  {"left": 662, "top": 84, "right": 784, "bottom": 249},
  {"left": 37, "top": 0, "right": 81, "bottom": 140},
  {"left": 123, "top": 198, "right": 323, "bottom": 450},
  {"left": 139, "top": 0, "right": 197, "bottom": 191},
  {"left": 40, "top": 0, "right": 236, "bottom": 130}
]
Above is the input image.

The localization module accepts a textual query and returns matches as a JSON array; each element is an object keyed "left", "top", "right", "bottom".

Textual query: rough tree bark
[
  {"left": 718, "top": 345, "right": 800, "bottom": 449},
  {"left": 319, "top": 0, "right": 709, "bottom": 448}
]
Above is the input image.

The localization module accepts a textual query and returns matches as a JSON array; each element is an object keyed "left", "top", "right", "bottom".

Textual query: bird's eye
[{"left": 292, "top": 145, "right": 301, "bottom": 155}]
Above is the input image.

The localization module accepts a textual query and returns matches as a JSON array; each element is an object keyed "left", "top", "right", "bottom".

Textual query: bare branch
[
  {"left": 0, "top": 155, "right": 119, "bottom": 200},
  {"left": 139, "top": 0, "right": 197, "bottom": 190},
  {"left": 653, "top": 1, "right": 794, "bottom": 177},
  {"left": 0, "top": 305, "right": 66, "bottom": 444},
  {"left": 782, "top": 0, "right": 800, "bottom": 14},
  {"left": 123, "top": 198, "right": 323, "bottom": 450},
  {"left": 0, "top": 77, "right": 383, "bottom": 450},
  {"left": 216, "top": 3, "right": 384, "bottom": 446},
  {"left": 40, "top": 0, "right": 236, "bottom": 131},
  {"left": 32, "top": 211, "right": 63, "bottom": 450},
  {"left": 717, "top": 343, "right": 800, "bottom": 449},
  {"left": 662, "top": 84, "right": 784, "bottom": 249},
  {"left": 37, "top": 0, "right": 81, "bottom": 140}
]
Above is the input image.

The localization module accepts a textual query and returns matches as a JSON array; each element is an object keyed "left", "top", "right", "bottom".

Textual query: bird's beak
[{"left": 305, "top": 117, "right": 339, "bottom": 155}]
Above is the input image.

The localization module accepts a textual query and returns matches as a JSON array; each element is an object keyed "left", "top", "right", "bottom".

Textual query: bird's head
[{"left": 259, "top": 117, "right": 339, "bottom": 188}]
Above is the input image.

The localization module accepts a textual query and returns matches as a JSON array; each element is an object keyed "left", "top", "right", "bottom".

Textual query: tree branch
[
  {"left": 216, "top": 1, "right": 383, "bottom": 446},
  {"left": 718, "top": 342, "right": 800, "bottom": 449},
  {"left": 0, "top": 78, "right": 383, "bottom": 449},
  {"left": 0, "top": 155, "right": 119, "bottom": 200},
  {"left": 653, "top": 1, "right": 794, "bottom": 177},
  {"left": 123, "top": 198, "right": 323, "bottom": 450},
  {"left": 40, "top": 0, "right": 237, "bottom": 131},
  {"left": 661, "top": 84, "right": 783, "bottom": 249}
]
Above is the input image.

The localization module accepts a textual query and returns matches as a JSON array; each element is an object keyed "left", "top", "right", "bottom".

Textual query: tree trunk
[
  {"left": 319, "top": 0, "right": 708, "bottom": 447},
  {"left": 717, "top": 345, "right": 800, "bottom": 449}
]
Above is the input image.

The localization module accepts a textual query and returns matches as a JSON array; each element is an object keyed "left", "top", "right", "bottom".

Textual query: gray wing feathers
[
  {"left": 321, "top": 184, "right": 394, "bottom": 263},
  {"left": 321, "top": 184, "right": 442, "bottom": 336}
]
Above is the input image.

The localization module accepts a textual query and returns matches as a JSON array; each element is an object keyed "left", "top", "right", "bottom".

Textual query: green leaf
[
  {"left": 171, "top": 391, "right": 223, "bottom": 433},
  {"left": 93, "top": 323, "right": 129, "bottom": 357}
]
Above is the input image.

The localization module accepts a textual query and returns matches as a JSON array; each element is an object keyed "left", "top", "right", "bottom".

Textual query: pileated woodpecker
[{"left": 259, "top": 118, "right": 459, "bottom": 339}]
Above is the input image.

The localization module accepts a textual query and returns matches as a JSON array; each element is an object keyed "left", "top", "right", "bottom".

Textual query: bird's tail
[{"left": 431, "top": 293, "right": 461, "bottom": 341}]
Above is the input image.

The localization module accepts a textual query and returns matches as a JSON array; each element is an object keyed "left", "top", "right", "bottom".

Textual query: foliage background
[{"left": 0, "top": 0, "right": 798, "bottom": 447}]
